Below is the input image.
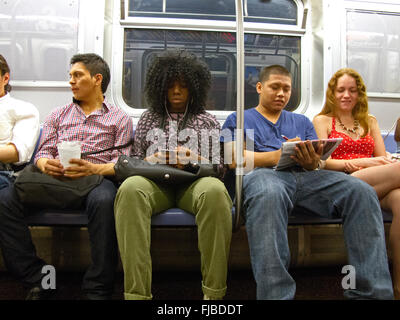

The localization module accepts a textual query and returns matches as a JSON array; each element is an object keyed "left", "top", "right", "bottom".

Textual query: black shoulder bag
[
  {"left": 113, "top": 114, "right": 220, "bottom": 185},
  {"left": 14, "top": 140, "right": 133, "bottom": 209},
  {"left": 114, "top": 155, "right": 220, "bottom": 185}
]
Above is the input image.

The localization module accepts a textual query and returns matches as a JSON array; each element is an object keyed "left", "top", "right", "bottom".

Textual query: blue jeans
[
  {"left": 243, "top": 167, "right": 394, "bottom": 300},
  {"left": 0, "top": 171, "right": 14, "bottom": 190},
  {"left": 0, "top": 178, "right": 118, "bottom": 298}
]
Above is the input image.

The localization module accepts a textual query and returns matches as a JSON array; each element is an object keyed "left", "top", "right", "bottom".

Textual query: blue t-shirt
[{"left": 221, "top": 108, "right": 317, "bottom": 152}]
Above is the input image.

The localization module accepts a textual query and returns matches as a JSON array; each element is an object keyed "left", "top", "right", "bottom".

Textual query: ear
[
  {"left": 94, "top": 73, "right": 103, "bottom": 88},
  {"left": 2, "top": 72, "right": 10, "bottom": 85},
  {"left": 256, "top": 81, "right": 263, "bottom": 94}
]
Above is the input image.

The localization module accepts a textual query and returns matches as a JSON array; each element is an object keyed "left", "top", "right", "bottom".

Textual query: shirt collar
[{"left": 72, "top": 96, "right": 110, "bottom": 115}]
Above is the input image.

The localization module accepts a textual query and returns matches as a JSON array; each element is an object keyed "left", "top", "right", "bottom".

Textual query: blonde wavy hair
[{"left": 318, "top": 68, "right": 369, "bottom": 137}]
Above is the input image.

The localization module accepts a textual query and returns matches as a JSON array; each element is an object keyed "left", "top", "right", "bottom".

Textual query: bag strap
[{"left": 80, "top": 139, "right": 134, "bottom": 157}]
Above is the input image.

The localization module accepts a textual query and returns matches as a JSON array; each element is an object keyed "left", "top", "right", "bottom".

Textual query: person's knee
[
  {"left": 117, "top": 176, "right": 155, "bottom": 199},
  {"left": 114, "top": 176, "right": 155, "bottom": 221},
  {"left": 243, "top": 172, "right": 292, "bottom": 224},
  {"left": 0, "top": 185, "right": 23, "bottom": 222},
  {"left": 244, "top": 176, "right": 287, "bottom": 205},
  {"left": 346, "top": 175, "right": 377, "bottom": 198},
  {"left": 197, "top": 178, "right": 230, "bottom": 202},
  {"left": 89, "top": 180, "right": 116, "bottom": 208},
  {"left": 193, "top": 178, "right": 232, "bottom": 223}
]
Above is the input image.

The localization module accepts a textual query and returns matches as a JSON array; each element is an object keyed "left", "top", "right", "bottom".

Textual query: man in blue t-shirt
[{"left": 222, "top": 65, "right": 393, "bottom": 300}]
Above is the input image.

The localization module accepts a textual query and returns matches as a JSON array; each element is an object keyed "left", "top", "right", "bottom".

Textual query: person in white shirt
[{"left": 0, "top": 54, "right": 40, "bottom": 189}]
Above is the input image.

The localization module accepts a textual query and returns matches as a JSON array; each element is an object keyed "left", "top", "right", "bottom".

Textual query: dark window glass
[
  {"left": 122, "top": 29, "right": 301, "bottom": 111},
  {"left": 246, "top": 0, "right": 297, "bottom": 25},
  {"left": 166, "top": 0, "right": 235, "bottom": 15},
  {"left": 129, "top": 0, "right": 162, "bottom": 12},
  {"left": 128, "top": 0, "right": 297, "bottom": 25}
]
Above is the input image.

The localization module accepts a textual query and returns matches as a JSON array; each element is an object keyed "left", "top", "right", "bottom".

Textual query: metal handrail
[{"left": 233, "top": 0, "right": 244, "bottom": 232}]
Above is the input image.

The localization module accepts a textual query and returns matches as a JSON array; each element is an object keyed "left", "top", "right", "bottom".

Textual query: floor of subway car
[{"left": 0, "top": 267, "right": 346, "bottom": 300}]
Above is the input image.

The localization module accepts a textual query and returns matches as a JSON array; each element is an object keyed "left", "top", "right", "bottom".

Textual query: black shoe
[{"left": 25, "top": 286, "right": 56, "bottom": 300}]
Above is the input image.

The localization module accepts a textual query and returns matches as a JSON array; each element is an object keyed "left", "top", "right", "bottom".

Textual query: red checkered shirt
[{"left": 34, "top": 100, "right": 133, "bottom": 164}]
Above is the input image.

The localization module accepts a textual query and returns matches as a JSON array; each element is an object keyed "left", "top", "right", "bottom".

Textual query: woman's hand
[
  {"left": 145, "top": 147, "right": 209, "bottom": 169},
  {"left": 344, "top": 161, "right": 362, "bottom": 173},
  {"left": 144, "top": 150, "right": 174, "bottom": 165},
  {"left": 349, "top": 156, "right": 395, "bottom": 170}
]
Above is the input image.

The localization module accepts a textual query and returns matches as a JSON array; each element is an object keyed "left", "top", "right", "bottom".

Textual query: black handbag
[
  {"left": 13, "top": 139, "right": 134, "bottom": 209},
  {"left": 114, "top": 155, "right": 220, "bottom": 185},
  {"left": 14, "top": 164, "right": 104, "bottom": 209}
]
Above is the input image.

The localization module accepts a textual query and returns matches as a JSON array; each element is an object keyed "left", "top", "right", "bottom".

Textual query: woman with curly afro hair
[
  {"left": 114, "top": 49, "right": 232, "bottom": 300},
  {"left": 144, "top": 49, "right": 211, "bottom": 117}
]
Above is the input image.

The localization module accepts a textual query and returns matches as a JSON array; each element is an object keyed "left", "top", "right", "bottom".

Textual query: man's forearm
[
  {"left": 93, "top": 162, "right": 115, "bottom": 176},
  {"left": 248, "top": 150, "right": 281, "bottom": 168},
  {"left": 224, "top": 141, "right": 281, "bottom": 169}
]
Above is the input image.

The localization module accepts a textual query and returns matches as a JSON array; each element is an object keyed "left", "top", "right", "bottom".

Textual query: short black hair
[
  {"left": 0, "top": 54, "right": 11, "bottom": 93},
  {"left": 144, "top": 49, "right": 211, "bottom": 115},
  {"left": 70, "top": 53, "right": 110, "bottom": 93},
  {"left": 259, "top": 64, "right": 292, "bottom": 83}
]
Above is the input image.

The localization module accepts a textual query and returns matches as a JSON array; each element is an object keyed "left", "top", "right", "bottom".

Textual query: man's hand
[
  {"left": 63, "top": 159, "right": 97, "bottom": 178},
  {"left": 37, "top": 158, "right": 65, "bottom": 177},
  {"left": 291, "top": 140, "right": 323, "bottom": 171}
]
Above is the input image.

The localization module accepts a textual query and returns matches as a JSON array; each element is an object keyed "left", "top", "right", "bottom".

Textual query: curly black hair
[{"left": 144, "top": 49, "right": 211, "bottom": 115}]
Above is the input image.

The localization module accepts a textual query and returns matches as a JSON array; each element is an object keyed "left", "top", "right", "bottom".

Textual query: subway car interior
[{"left": 0, "top": 0, "right": 400, "bottom": 301}]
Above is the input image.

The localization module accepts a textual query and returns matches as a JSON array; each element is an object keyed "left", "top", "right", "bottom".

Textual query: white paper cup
[{"left": 57, "top": 142, "right": 81, "bottom": 167}]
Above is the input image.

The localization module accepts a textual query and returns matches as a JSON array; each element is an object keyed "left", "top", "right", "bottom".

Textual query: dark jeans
[
  {"left": 0, "top": 178, "right": 119, "bottom": 298},
  {"left": 0, "top": 171, "right": 14, "bottom": 190}
]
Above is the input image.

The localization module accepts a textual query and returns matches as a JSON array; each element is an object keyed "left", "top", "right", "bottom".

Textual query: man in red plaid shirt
[{"left": 0, "top": 53, "right": 133, "bottom": 300}]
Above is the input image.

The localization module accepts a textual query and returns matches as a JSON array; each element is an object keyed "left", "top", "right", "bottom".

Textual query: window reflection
[
  {"left": 0, "top": 0, "right": 79, "bottom": 82},
  {"left": 347, "top": 10, "right": 400, "bottom": 94}
]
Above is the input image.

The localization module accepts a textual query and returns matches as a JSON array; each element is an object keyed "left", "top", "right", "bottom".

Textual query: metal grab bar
[{"left": 233, "top": 0, "right": 244, "bottom": 232}]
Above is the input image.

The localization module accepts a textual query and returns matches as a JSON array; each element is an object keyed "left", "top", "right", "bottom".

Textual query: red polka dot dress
[{"left": 328, "top": 117, "right": 374, "bottom": 160}]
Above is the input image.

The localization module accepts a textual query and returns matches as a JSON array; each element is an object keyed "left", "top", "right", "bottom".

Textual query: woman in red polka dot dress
[{"left": 313, "top": 68, "right": 400, "bottom": 299}]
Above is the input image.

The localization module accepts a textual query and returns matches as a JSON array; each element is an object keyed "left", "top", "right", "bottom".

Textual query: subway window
[
  {"left": 121, "top": 0, "right": 303, "bottom": 113},
  {"left": 122, "top": 29, "right": 300, "bottom": 111},
  {"left": 346, "top": 9, "right": 400, "bottom": 95},
  {"left": 0, "top": 0, "right": 79, "bottom": 82},
  {"left": 128, "top": 0, "right": 297, "bottom": 24}
]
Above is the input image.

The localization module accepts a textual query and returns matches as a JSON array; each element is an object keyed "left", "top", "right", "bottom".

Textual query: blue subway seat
[
  {"left": 25, "top": 208, "right": 198, "bottom": 227},
  {"left": 25, "top": 206, "right": 392, "bottom": 228},
  {"left": 288, "top": 208, "right": 392, "bottom": 225},
  {"left": 23, "top": 128, "right": 393, "bottom": 229},
  {"left": 383, "top": 132, "right": 397, "bottom": 154}
]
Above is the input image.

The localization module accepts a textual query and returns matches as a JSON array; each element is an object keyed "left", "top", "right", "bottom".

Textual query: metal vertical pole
[{"left": 234, "top": 0, "right": 244, "bottom": 231}]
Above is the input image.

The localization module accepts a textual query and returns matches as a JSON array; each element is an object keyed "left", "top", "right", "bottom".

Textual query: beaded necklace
[{"left": 337, "top": 117, "right": 360, "bottom": 136}]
